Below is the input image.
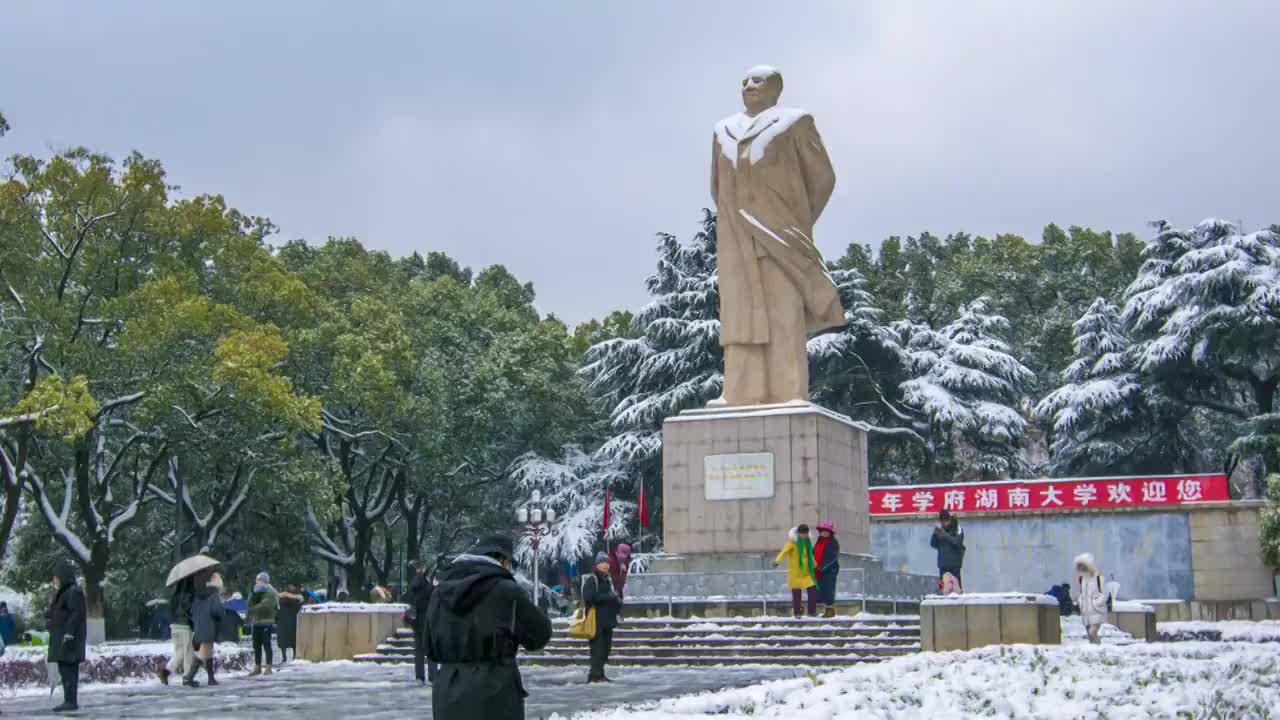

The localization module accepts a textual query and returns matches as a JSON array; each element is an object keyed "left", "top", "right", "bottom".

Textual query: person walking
[
  {"left": 930, "top": 510, "right": 966, "bottom": 589},
  {"left": 248, "top": 572, "right": 279, "bottom": 676},
  {"left": 406, "top": 562, "right": 437, "bottom": 685},
  {"left": 0, "top": 602, "right": 18, "bottom": 648},
  {"left": 583, "top": 552, "right": 622, "bottom": 684},
  {"left": 426, "top": 533, "right": 552, "bottom": 720},
  {"left": 276, "top": 584, "right": 303, "bottom": 664},
  {"left": 814, "top": 522, "right": 840, "bottom": 618},
  {"left": 1075, "top": 554, "right": 1110, "bottom": 644},
  {"left": 186, "top": 572, "right": 225, "bottom": 687},
  {"left": 159, "top": 577, "right": 196, "bottom": 685},
  {"left": 775, "top": 525, "right": 818, "bottom": 618},
  {"left": 46, "top": 561, "right": 87, "bottom": 713}
]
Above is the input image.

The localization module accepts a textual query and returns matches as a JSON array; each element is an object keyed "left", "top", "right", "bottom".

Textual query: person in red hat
[{"left": 814, "top": 522, "right": 840, "bottom": 618}]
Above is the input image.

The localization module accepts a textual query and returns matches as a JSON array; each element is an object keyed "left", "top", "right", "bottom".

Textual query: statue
[{"left": 711, "top": 66, "right": 844, "bottom": 406}]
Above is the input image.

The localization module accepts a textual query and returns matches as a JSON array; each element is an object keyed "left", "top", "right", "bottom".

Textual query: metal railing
[{"left": 624, "top": 567, "right": 868, "bottom": 617}]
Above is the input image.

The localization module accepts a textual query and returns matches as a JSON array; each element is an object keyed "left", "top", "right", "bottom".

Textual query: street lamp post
[{"left": 516, "top": 490, "right": 556, "bottom": 609}]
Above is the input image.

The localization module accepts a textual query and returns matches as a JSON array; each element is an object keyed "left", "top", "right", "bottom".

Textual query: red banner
[{"left": 869, "top": 474, "right": 1229, "bottom": 516}]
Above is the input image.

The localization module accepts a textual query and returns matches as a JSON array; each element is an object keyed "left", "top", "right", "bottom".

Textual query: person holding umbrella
[{"left": 162, "top": 554, "right": 221, "bottom": 687}]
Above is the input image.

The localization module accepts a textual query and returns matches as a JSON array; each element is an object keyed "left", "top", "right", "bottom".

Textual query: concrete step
[
  {"left": 374, "top": 639, "right": 917, "bottom": 657},
  {"left": 363, "top": 614, "right": 922, "bottom": 667},
  {"left": 354, "top": 653, "right": 886, "bottom": 667},
  {"left": 532, "top": 644, "right": 917, "bottom": 658},
  {"left": 373, "top": 630, "right": 916, "bottom": 648}
]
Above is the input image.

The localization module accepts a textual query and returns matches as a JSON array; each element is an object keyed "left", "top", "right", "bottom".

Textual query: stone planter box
[
  {"left": 921, "top": 593, "right": 1060, "bottom": 652},
  {"left": 1108, "top": 602, "right": 1157, "bottom": 642},
  {"left": 296, "top": 603, "right": 407, "bottom": 661}
]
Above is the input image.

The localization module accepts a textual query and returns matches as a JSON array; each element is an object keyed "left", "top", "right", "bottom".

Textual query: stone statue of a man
[{"left": 711, "top": 66, "right": 844, "bottom": 406}]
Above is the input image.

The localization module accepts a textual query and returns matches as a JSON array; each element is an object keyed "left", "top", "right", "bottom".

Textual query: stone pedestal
[
  {"left": 662, "top": 401, "right": 869, "bottom": 555},
  {"left": 296, "top": 604, "right": 406, "bottom": 661},
  {"left": 920, "top": 594, "right": 1062, "bottom": 651},
  {"left": 1108, "top": 603, "right": 1157, "bottom": 642}
]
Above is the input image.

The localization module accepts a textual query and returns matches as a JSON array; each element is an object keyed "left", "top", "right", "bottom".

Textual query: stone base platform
[
  {"left": 920, "top": 593, "right": 1061, "bottom": 651},
  {"left": 662, "top": 401, "right": 869, "bottom": 555}
]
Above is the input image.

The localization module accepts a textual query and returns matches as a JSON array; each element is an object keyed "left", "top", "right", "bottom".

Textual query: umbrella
[{"left": 166, "top": 554, "right": 221, "bottom": 587}]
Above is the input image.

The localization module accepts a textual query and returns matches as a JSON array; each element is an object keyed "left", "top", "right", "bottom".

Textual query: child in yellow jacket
[{"left": 775, "top": 524, "right": 818, "bottom": 618}]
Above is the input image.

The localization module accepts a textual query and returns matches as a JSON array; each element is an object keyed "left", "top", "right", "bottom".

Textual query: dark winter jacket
[
  {"left": 46, "top": 562, "right": 87, "bottom": 664},
  {"left": 191, "top": 588, "right": 225, "bottom": 646},
  {"left": 407, "top": 572, "right": 433, "bottom": 633},
  {"left": 930, "top": 522, "right": 966, "bottom": 571},
  {"left": 582, "top": 571, "right": 622, "bottom": 630},
  {"left": 426, "top": 554, "right": 552, "bottom": 720},
  {"left": 276, "top": 592, "right": 303, "bottom": 649},
  {"left": 171, "top": 579, "right": 195, "bottom": 628},
  {"left": 218, "top": 607, "right": 242, "bottom": 643},
  {"left": 0, "top": 609, "right": 17, "bottom": 646}
]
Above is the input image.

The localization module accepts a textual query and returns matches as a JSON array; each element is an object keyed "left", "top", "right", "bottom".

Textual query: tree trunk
[
  {"left": 84, "top": 552, "right": 109, "bottom": 645},
  {"left": 0, "top": 443, "right": 25, "bottom": 562},
  {"left": 350, "top": 520, "right": 371, "bottom": 601},
  {"left": 173, "top": 459, "right": 189, "bottom": 563},
  {"left": 404, "top": 504, "right": 420, "bottom": 565}
]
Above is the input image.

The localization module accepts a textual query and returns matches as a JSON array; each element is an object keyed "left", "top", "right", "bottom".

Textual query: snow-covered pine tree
[
  {"left": 509, "top": 447, "right": 634, "bottom": 565},
  {"left": 1123, "top": 219, "right": 1280, "bottom": 483},
  {"left": 896, "top": 297, "right": 1036, "bottom": 481},
  {"left": 1033, "top": 298, "right": 1141, "bottom": 475},
  {"left": 581, "top": 211, "right": 721, "bottom": 504},
  {"left": 807, "top": 266, "right": 931, "bottom": 483}
]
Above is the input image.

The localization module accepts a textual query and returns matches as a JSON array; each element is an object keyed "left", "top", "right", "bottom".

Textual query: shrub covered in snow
[
  {"left": 565, "top": 642, "right": 1280, "bottom": 719},
  {"left": 0, "top": 642, "right": 252, "bottom": 691}
]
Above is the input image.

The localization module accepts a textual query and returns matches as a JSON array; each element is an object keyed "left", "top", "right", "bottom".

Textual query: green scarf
[{"left": 796, "top": 536, "right": 816, "bottom": 578}]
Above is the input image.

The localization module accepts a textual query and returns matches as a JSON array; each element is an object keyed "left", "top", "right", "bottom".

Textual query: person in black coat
[
  {"left": 425, "top": 534, "right": 551, "bottom": 720},
  {"left": 930, "top": 509, "right": 966, "bottom": 588},
  {"left": 582, "top": 551, "right": 622, "bottom": 684},
  {"left": 46, "top": 561, "right": 87, "bottom": 713},
  {"left": 406, "top": 562, "right": 437, "bottom": 685},
  {"left": 276, "top": 584, "right": 304, "bottom": 663}
]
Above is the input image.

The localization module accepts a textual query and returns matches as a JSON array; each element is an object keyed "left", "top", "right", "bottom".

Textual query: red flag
[
  {"left": 602, "top": 488, "right": 612, "bottom": 538},
  {"left": 638, "top": 479, "right": 650, "bottom": 529}
]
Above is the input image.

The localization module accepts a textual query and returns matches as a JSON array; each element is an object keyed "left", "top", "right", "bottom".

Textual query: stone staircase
[{"left": 354, "top": 615, "right": 920, "bottom": 667}]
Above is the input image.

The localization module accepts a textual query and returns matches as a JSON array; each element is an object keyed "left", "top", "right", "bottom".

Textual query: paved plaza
[{"left": 4, "top": 662, "right": 790, "bottom": 719}]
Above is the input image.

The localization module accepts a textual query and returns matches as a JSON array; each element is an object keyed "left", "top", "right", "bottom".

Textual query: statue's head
[{"left": 741, "top": 65, "right": 783, "bottom": 115}]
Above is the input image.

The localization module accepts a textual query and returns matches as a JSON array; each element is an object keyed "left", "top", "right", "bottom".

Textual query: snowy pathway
[{"left": 2, "top": 661, "right": 792, "bottom": 719}]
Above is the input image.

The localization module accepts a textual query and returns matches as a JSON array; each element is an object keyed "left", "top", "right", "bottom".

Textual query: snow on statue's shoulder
[{"left": 714, "top": 106, "right": 812, "bottom": 167}]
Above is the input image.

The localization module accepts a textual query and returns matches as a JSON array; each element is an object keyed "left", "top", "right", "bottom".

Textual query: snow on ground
[
  {"left": 564, "top": 642, "right": 1280, "bottom": 719},
  {"left": 1159, "top": 620, "right": 1280, "bottom": 643},
  {"left": 1060, "top": 617, "right": 1137, "bottom": 645},
  {"left": 0, "top": 661, "right": 792, "bottom": 719}
]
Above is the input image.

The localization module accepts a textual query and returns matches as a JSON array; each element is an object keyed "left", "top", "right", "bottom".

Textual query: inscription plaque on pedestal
[{"left": 705, "top": 452, "right": 775, "bottom": 501}]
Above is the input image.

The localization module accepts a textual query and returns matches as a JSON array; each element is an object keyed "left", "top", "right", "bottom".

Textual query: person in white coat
[{"left": 1074, "top": 553, "right": 1110, "bottom": 644}]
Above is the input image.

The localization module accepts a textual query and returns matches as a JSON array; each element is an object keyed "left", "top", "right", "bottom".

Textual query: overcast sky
[{"left": 4, "top": 2, "right": 1278, "bottom": 324}]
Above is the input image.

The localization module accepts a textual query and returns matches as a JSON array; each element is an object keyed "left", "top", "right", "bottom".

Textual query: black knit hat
[{"left": 471, "top": 533, "right": 515, "bottom": 560}]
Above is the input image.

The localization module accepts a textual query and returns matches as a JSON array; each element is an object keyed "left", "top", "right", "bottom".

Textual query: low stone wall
[
  {"left": 1141, "top": 598, "right": 1280, "bottom": 623},
  {"left": 871, "top": 501, "right": 1274, "bottom": 603},
  {"left": 296, "top": 604, "right": 407, "bottom": 662},
  {"left": 920, "top": 594, "right": 1061, "bottom": 651}
]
